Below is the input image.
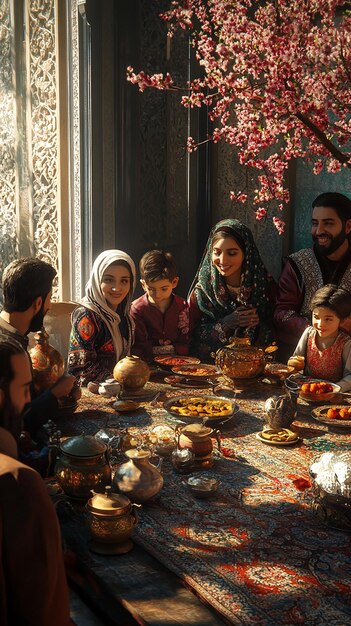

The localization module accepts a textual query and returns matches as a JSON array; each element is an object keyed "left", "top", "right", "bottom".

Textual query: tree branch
[{"left": 295, "top": 112, "right": 351, "bottom": 166}]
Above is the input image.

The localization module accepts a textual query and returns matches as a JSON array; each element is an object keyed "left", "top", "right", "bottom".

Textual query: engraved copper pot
[
  {"left": 86, "top": 487, "right": 140, "bottom": 545},
  {"left": 55, "top": 435, "right": 111, "bottom": 500},
  {"left": 175, "top": 423, "right": 221, "bottom": 457}
]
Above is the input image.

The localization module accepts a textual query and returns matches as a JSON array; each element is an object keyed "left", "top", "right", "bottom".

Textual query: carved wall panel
[
  {"left": 138, "top": 0, "right": 189, "bottom": 248},
  {"left": 0, "top": 0, "right": 17, "bottom": 288},
  {"left": 29, "top": 0, "right": 58, "bottom": 276},
  {"left": 0, "top": 0, "right": 61, "bottom": 300}
]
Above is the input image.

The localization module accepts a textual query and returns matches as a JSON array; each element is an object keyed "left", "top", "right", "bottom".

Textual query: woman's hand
[
  {"left": 222, "top": 305, "right": 259, "bottom": 330},
  {"left": 236, "top": 305, "right": 259, "bottom": 328}
]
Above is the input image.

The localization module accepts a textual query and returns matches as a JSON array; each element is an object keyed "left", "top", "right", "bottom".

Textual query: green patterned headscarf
[{"left": 189, "top": 219, "right": 273, "bottom": 344}]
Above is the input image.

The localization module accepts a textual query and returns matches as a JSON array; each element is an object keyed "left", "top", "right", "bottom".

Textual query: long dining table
[{"left": 52, "top": 371, "right": 351, "bottom": 626}]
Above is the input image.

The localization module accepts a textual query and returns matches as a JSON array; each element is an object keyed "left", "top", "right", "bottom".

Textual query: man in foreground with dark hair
[
  {"left": 0, "top": 258, "right": 75, "bottom": 436},
  {"left": 0, "top": 336, "right": 72, "bottom": 625},
  {"left": 274, "top": 192, "right": 351, "bottom": 359}
]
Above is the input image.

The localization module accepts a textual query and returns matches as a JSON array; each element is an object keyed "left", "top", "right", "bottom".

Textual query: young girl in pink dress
[{"left": 289, "top": 284, "right": 351, "bottom": 391}]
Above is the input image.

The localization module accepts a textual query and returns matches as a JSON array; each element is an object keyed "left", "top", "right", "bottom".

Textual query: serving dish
[
  {"left": 263, "top": 363, "right": 294, "bottom": 380},
  {"left": 311, "top": 405, "right": 351, "bottom": 428},
  {"left": 298, "top": 380, "right": 340, "bottom": 403},
  {"left": 112, "top": 400, "right": 139, "bottom": 412},
  {"left": 185, "top": 475, "right": 220, "bottom": 498},
  {"left": 164, "top": 394, "right": 238, "bottom": 423},
  {"left": 154, "top": 355, "right": 200, "bottom": 370},
  {"left": 256, "top": 428, "right": 300, "bottom": 446},
  {"left": 171, "top": 364, "right": 219, "bottom": 379},
  {"left": 164, "top": 375, "right": 213, "bottom": 389}
]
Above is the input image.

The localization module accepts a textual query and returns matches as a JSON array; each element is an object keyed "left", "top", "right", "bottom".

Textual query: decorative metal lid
[
  {"left": 181, "top": 423, "right": 213, "bottom": 438},
  {"left": 86, "top": 487, "right": 132, "bottom": 516},
  {"left": 60, "top": 435, "right": 107, "bottom": 458}
]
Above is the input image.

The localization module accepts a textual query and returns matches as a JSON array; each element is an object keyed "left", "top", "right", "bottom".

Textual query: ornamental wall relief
[{"left": 0, "top": 0, "right": 61, "bottom": 300}]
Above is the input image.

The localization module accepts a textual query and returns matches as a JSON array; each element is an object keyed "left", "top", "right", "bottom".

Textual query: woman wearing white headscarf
[{"left": 68, "top": 250, "right": 136, "bottom": 385}]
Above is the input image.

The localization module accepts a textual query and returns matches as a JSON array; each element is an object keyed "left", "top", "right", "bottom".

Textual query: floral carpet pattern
[{"left": 60, "top": 385, "right": 351, "bottom": 625}]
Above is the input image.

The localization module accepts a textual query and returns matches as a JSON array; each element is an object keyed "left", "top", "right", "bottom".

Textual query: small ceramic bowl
[{"left": 186, "top": 475, "right": 220, "bottom": 498}]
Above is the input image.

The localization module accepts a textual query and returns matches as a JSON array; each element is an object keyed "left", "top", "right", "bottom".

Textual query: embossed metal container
[
  {"left": 55, "top": 435, "right": 111, "bottom": 500},
  {"left": 29, "top": 327, "right": 65, "bottom": 392},
  {"left": 86, "top": 487, "right": 139, "bottom": 545},
  {"left": 215, "top": 337, "right": 265, "bottom": 380}
]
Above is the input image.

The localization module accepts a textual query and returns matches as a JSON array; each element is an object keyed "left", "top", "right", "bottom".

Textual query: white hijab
[{"left": 82, "top": 250, "right": 136, "bottom": 361}]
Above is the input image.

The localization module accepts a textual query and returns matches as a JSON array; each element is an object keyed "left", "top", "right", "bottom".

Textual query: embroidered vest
[
  {"left": 289, "top": 249, "right": 351, "bottom": 320},
  {"left": 307, "top": 330, "right": 349, "bottom": 382}
]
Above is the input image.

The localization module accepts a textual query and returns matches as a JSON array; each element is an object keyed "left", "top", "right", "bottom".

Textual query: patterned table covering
[{"left": 57, "top": 380, "right": 351, "bottom": 626}]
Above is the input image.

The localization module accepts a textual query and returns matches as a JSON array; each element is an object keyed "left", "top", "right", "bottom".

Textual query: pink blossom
[{"left": 127, "top": 1, "right": 351, "bottom": 223}]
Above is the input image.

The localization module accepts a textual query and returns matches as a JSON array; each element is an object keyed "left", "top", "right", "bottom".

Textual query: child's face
[
  {"left": 101, "top": 264, "right": 131, "bottom": 310},
  {"left": 312, "top": 306, "right": 340, "bottom": 339},
  {"left": 141, "top": 277, "right": 178, "bottom": 308}
]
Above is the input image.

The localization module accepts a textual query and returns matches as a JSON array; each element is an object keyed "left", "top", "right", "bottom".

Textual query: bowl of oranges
[{"left": 298, "top": 379, "right": 341, "bottom": 403}]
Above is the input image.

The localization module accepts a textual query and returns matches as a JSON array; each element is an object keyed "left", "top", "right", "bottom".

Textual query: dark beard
[
  {"left": 312, "top": 228, "right": 348, "bottom": 257},
  {"left": 1, "top": 398, "right": 23, "bottom": 441},
  {"left": 28, "top": 305, "right": 45, "bottom": 333}
]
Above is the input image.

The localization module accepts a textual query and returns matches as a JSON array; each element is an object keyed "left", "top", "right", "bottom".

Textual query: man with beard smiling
[
  {"left": 0, "top": 258, "right": 75, "bottom": 438},
  {"left": 274, "top": 192, "right": 351, "bottom": 360},
  {"left": 0, "top": 336, "right": 72, "bottom": 625}
]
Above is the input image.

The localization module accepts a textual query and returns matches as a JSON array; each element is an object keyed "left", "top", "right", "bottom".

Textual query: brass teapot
[{"left": 215, "top": 336, "right": 266, "bottom": 380}]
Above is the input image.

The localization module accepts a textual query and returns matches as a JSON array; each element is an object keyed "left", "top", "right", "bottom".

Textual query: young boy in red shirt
[{"left": 131, "top": 250, "right": 190, "bottom": 361}]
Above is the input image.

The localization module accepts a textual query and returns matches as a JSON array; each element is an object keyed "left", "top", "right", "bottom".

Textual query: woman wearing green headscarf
[{"left": 188, "top": 219, "right": 275, "bottom": 359}]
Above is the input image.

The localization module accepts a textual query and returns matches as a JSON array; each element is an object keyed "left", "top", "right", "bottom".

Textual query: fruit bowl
[{"left": 298, "top": 379, "right": 341, "bottom": 403}]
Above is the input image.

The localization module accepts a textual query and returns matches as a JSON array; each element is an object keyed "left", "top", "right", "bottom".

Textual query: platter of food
[
  {"left": 263, "top": 363, "right": 294, "bottom": 380},
  {"left": 256, "top": 428, "right": 301, "bottom": 446},
  {"left": 164, "top": 375, "right": 213, "bottom": 389},
  {"left": 154, "top": 355, "right": 200, "bottom": 369},
  {"left": 163, "top": 394, "right": 238, "bottom": 423},
  {"left": 171, "top": 364, "right": 219, "bottom": 379},
  {"left": 311, "top": 405, "right": 351, "bottom": 428},
  {"left": 298, "top": 380, "right": 340, "bottom": 403}
]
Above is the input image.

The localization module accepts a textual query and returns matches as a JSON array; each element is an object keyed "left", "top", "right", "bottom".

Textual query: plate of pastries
[
  {"left": 164, "top": 394, "right": 238, "bottom": 423},
  {"left": 256, "top": 428, "right": 301, "bottom": 446}
]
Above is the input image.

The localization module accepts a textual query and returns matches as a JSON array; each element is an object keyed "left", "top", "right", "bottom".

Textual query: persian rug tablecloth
[{"left": 58, "top": 384, "right": 351, "bottom": 626}]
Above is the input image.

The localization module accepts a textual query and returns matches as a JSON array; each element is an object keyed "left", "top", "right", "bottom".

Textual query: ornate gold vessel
[
  {"left": 55, "top": 435, "right": 111, "bottom": 499},
  {"left": 86, "top": 487, "right": 140, "bottom": 553},
  {"left": 29, "top": 327, "right": 65, "bottom": 392},
  {"left": 215, "top": 337, "right": 265, "bottom": 380}
]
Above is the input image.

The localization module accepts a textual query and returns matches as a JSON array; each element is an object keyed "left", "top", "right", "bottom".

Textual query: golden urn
[{"left": 215, "top": 337, "right": 266, "bottom": 380}]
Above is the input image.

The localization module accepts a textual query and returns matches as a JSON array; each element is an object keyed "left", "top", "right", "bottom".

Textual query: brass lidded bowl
[
  {"left": 215, "top": 337, "right": 265, "bottom": 380},
  {"left": 55, "top": 435, "right": 111, "bottom": 500},
  {"left": 86, "top": 487, "right": 139, "bottom": 545}
]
